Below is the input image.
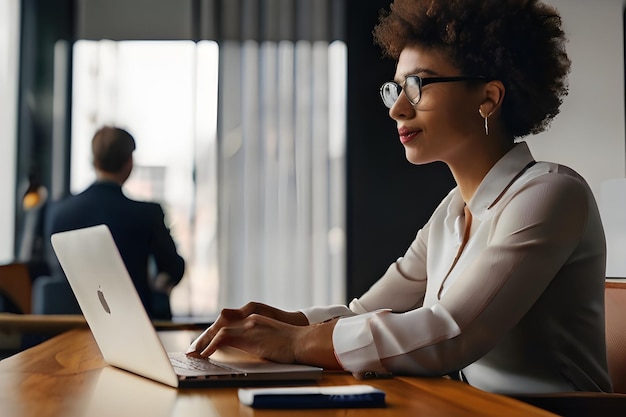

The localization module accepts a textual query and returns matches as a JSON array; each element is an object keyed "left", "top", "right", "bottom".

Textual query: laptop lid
[{"left": 51, "top": 224, "right": 322, "bottom": 388}]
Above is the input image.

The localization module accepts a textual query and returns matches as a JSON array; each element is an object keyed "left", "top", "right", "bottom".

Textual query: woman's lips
[{"left": 398, "top": 128, "right": 420, "bottom": 144}]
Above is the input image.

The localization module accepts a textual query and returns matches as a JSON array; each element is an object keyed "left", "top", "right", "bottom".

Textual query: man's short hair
[{"left": 92, "top": 126, "right": 136, "bottom": 173}]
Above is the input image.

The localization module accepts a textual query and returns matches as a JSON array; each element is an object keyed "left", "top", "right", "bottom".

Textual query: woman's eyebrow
[{"left": 395, "top": 67, "right": 438, "bottom": 82}]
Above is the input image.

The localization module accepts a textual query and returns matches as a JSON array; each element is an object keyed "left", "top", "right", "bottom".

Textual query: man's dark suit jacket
[{"left": 45, "top": 181, "right": 185, "bottom": 318}]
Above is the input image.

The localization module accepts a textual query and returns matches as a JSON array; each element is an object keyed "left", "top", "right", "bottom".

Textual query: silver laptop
[{"left": 50, "top": 224, "right": 323, "bottom": 388}]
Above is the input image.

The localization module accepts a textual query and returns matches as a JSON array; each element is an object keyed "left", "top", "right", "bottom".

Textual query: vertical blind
[{"left": 214, "top": 0, "right": 347, "bottom": 310}]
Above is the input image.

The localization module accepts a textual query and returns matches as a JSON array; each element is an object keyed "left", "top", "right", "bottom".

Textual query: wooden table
[
  {"left": 0, "top": 313, "right": 213, "bottom": 334},
  {"left": 0, "top": 329, "right": 557, "bottom": 417}
]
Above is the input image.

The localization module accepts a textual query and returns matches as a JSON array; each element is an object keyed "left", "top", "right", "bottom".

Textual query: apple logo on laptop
[{"left": 97, "top": 286, "right": 111, "bottom": 314}]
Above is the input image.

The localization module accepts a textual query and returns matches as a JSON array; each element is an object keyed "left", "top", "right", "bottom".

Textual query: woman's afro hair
[{"left": 373, "top": 0, "right": 571, "bottom": 138}]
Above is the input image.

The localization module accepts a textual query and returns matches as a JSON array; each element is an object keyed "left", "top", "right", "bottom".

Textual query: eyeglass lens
[{"left": 380, "top": 77, "right": 421, "bottom": 109}]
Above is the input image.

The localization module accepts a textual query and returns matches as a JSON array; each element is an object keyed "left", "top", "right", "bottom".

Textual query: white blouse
[{"left": 302, "top": 142, "right": 612, "bottom": 394}]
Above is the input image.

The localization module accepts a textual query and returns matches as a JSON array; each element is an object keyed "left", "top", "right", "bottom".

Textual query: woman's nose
[{"left": 388, "top": 91, "right": 415, "bottom": 121}]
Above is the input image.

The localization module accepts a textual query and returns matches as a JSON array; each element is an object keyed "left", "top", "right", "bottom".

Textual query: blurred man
[{"left": 46, "top": 126, "right": 185, "bottom": 319}]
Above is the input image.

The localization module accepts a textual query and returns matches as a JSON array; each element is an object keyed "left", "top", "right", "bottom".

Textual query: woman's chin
[{"left": 404, "top": 149, "right": 430, "bottom": 165}]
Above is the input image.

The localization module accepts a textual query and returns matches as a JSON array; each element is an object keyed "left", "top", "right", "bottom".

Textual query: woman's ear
[{"left": 479, "top": 80, "right": 505, "bottom": 117}]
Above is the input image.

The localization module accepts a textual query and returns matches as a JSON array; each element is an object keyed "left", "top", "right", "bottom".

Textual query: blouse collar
[{"left": 466, "top": 141, "right": 536, "bottom": 220}]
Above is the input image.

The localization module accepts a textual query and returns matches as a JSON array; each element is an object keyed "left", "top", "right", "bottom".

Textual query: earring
[{"left": 479, "top": 108, "right": 491, "bottom": 136}]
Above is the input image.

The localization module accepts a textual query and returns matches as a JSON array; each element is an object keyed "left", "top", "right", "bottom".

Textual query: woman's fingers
[
  {"left": 198, "top": 314, "right": 299, "bottom": 363},
  {"left": 185, "top": 303, "right": 307, "bottom": 358},
  {"left": 185, "top": 326, "right": 212, "bottom": 356},
  {"left": 186, "top": 308, "right": 247, "bottom": 356}
]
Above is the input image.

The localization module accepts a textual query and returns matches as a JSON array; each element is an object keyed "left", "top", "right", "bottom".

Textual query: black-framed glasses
[{"left": 379, "top": 75, "right": 488, "bottom": 108}]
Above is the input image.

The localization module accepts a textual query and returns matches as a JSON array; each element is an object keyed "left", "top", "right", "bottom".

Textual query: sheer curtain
[{"left": 214, "top": 0, "right": 347, "bottom": 310}]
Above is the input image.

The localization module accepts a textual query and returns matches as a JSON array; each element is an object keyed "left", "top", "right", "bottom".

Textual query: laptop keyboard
[{"left": 168, "top": 352, "right": 244, "bottom": 374}]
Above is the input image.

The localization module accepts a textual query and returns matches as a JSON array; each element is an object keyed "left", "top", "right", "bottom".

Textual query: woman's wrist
[{"left": 293, "top": 319, "right": 342, "bottom": 370}]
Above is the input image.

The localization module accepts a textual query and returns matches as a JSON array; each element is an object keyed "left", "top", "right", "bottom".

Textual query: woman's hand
[{"left": 186, "top": 302, "right": 341, "bottom": 369}]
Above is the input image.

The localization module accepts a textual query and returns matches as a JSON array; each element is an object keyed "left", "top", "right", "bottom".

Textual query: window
[
  {"left": 71, "top": 38, "right": 346, "bottom": 315},
  {"left": 0, "top": 0, "right": 20, "bottom": 263}
]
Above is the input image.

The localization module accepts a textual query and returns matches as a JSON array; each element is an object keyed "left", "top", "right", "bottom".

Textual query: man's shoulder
[
  {"left": 125, "top": 198, "right": 163, "bottom": 213},
  {"left": 47, "top": 191, "right": 86, "bottom": 213}
]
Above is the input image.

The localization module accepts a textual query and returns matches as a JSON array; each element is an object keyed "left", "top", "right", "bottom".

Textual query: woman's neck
[{"left": 449, "top": 137, "right": 515, "bottom": 204}]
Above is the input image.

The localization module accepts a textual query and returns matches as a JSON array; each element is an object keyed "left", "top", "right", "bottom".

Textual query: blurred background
[{"left": 1, "top": 0, "right": 625, "bottom": 318}]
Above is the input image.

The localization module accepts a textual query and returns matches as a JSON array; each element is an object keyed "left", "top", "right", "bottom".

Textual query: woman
[{"left": 187, "top": 0, "right": 612, "bottom": 394}]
